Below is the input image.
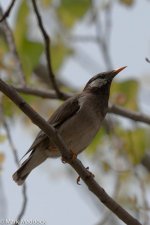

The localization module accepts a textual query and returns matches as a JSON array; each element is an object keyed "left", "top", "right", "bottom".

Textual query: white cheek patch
[{"left": 89, "top": 79, "right": 107, "bottom": 88}]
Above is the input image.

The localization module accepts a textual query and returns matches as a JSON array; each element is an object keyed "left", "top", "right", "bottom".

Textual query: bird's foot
[
  {"left": 77, "top": 166, "right": 95, "bottom": 185},
  {"left": 61, "top": 151, "right": 77, "bottom": 164},
  {"left": 77, "top": 176, "right": 81, "bottom": 185},
  {"left": 70, "top": 151, "right": 77, "bottom": 162},
  {"left": 61, "top": 157, "right": 67, "bottom": 164}
]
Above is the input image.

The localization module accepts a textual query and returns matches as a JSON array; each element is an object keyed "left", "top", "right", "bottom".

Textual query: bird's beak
[{"left": 112, "top": 66, "right": 127, "bottom": 77}]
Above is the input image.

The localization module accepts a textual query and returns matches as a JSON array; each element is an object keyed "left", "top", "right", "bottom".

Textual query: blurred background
[{"left": 0, "top": 0, "right": 150, "bottom": 224}]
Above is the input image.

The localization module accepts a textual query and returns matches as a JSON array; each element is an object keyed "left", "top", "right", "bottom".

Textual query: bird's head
[{"left": 84, "top": 66, "right": 127, "bottom": 91}]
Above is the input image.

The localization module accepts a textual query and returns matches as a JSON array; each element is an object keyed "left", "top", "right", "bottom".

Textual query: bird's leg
[
  {"left": 77, "top": 166, "right": 95, "bottom": 185},
  {"left": 70, "top": 150, "right": 77, "bottom": 161},
  {"left": 77, "top": 176, "right": 81, "bottom": 185},
  {"left": 61, "top": 156, "right": 67, "bottom": 164},
  {"left": 61, "top": 150, "right": 77, "bottom": 164}
]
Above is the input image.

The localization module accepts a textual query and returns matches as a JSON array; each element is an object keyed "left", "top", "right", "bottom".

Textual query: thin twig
[
  {"left": 0, "top": 0, "right": 16, "bottom": 22},
  {"left": 134, "top": 171, "right": 149, "bottom": 225},
  {"left": 14, "top": 86, "right": 70, "bottom": 100},
  {"left": 0, "top": 78, "right": 142, "bottom": 225},
  {"left": 95, "top": 176, "right": 121, "bottom": 225},
  {"left": 90, "top": 0, "right": 113, "bottom": 70},
  {"left": 109, "top": 104, "right": 150, "bottom": 125},
  {"left": 145, "top": 58, "right": 150, "bottom": 63},
  {"left": 3, "top": 120, "right": 19, "bottom": 166},
  {"left": 15, "top": 185, "right": 27, "bottom": 225},
  {"left": 104, "top": 2, "right": 112, "bottom": 45},
  {"left": 0, "top": 107, "right": 28, "bottom": 225},
  {"left": 0, "top": 6, "right": 26, "bottom": 85},
  {"left": 141, "top": 153, "right": 150, "bottom": 172},
  {"left": 13, "top": 85, "right": 150, "bottom": 126},
  {"left": 31, "top": 0, "right": 64, "bottom": 99},
  {"left": 68, "top": 35, "right": 98, "bottom": 42}
]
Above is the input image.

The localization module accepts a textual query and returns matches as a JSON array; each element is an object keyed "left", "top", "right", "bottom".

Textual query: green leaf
[
  {"left": 14, "top": 0, "right": 44, "bottom": 78},
  {"left": 0, "top": 38, "right": 8, "bottom": 60},
  {"left": 58, "top": 0, "right": 90, "bottom": 27},
  {"left": 19, "top": 40, "right": 44, "bottom": 78},
  {"left": 117, "top": 128, "right": 147, "bottom": 164},
  {"left": 0, "top": 135, "right": 6, "bottom": 143},
  {"left": 41, "top": 0, "right": 52, "bottom": 7},
  {"left": 3, "top": 96, "right": 15, "bottom": 117},
  {"left": 86, "top": 127, "right": 106, "bottom": 154},
  {"left": 14, "top": 0, "right": 29, "bottom": 47},
  {"left": 51, "top": 42, "right": 73, "bottom": 72},
  {"left": 111, "top": 79, "right": 139, "bottom": 110},
  {"left": 0, "top": 152, "right": 5, "bottom": 165}
]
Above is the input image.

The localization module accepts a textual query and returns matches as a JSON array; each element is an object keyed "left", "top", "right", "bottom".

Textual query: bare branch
[
  {"left": 0, "top": 6, "right": 26, "bottom": 85},
  {"left": 141, "top": 153, "right": 150, "bottom": 172},
  {"left": 134, "top": 171, "right": 149, "bottom": 224},
  {"left": 13, "top": 85, "right": 150, "bottom": 126},
  {"left": 31, "top": 0, "right": 64, "bottom": 99},
  {"left": 0, "top": 0, "right": 16, "bottom": 22},
  {"left": 14, "top": 86, "right": 70, "bottom": 100},
  {"left": 1, "top": 110, "right": 27, "bottom": 225},
  {"left": 68, "top": 35, "right": 98, "bottom": 42},
  {"left": 90, "top": 0, "right": 113, "bottom": 70},
  {"left": 145, "top": 57, "right": 150, "bottom": 63},
  {"left": 15, "top": 185, "right": 27, "bottom": 225},
  {"left": 3, "top": 120, "right": 19, "bottom": 166},
  {"left": 109, "top": 104, "right": 150, "bottom": 125},
  {"left": 0, "top": 78, "right": 142, "bottom": 225}
]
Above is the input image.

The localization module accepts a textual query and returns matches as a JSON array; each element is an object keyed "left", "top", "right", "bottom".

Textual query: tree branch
[
  {"left": 0, "top": 6, "right": 26, "bottom": 85},
  {"left": 1, "top": 110, "right": 27, "bottom": 225},
  {"left": 0, "top": 0, "right": 16, "bottom": 22},
  {"left": 109, "top": 104, "right": 150, "bottom": 125},
  {"left": 145, "top": 57, "right": 150, "bottom": 63},
  {"left": 90, "top": 0, "right": 113, "bottom": 70},
  {"left": 14, "top": 86, "right": 70, "bottom": 100},
  {"left": 14, "top": 85, "right": 150, "bottom": 126},
  {"left": 31, "top": 0, "right": 65, "bottom": 99},
  {"left": 0, "top": 78, "right": 142, "bottom": 225}
]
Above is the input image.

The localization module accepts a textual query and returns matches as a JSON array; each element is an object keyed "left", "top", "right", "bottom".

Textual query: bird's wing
[
  {"left": 20, "top": 130, "right": 46, "bottom": 160},
  {"left": 49, "top": 94, "right": 80, "bottom": 128},
  {"left": 21, "top": 95, "right": 80, "bottom": 159}
]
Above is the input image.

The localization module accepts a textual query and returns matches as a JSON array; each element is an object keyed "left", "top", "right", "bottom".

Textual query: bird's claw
[
  {"left": 77, "top": 176, "right": 81, "bottom": 185},
  {"left": 61, "top": 151, "right": 77, "bottom": 164},
  {"left": 85, "top": 166, "right": 95, "bottom": 179},
  {"left": 61, "top": 157, "right": 67, "bottom": 164},
  {"left": 76, "top": 166, "right": 95, "bottom": 185},
  {"left": 70, "top": 151, "right": 77, "bottom": 162}
]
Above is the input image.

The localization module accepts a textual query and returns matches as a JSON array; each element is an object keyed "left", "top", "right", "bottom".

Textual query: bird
[{"left": 12, "top": 66, "right": 126, "bottom": 185}]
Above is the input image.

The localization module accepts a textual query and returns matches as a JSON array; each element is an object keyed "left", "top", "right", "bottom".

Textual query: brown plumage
[{"left": 12, "top": 67, "right": 126, "bottom": 185}]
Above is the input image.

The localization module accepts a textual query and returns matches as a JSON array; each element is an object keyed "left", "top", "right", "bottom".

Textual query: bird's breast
[{"left": 58, "top": 97, "right": 105, "bottom": 154}]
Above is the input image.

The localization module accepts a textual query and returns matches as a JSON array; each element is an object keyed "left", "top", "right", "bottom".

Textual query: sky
[{"left": 0, "top": 0, "right": 150, "bottom": 225}]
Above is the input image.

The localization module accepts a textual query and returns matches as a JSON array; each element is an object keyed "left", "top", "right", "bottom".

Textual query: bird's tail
[{"left": 12, "top": 150, "right": 46, "bottom": 185}]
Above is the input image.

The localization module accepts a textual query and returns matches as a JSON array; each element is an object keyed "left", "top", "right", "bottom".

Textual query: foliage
[
  {"left": 58, "top": 0, "right": 90, "bottom": 27},
  {"left": 111, "top": 79, "right": 139, "bottom": 110},
  {"left": 0, "top": 0, "right": 149, "bottom": 224},
  {"left": 119, "top": 0, "right": 135, "bottom": 6},
  {"left": 14, "top": 0, "right": 44, "bottom": 78}
]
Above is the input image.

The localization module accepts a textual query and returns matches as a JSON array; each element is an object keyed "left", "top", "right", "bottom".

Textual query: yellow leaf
[
  {"left": 0, "top": 152, "right": 5, "bottom": 165},
  {"left": 41, "top": 0, "right": 52, "bottom": 7},
  {"left": 0, "top": 135, "right": 6, "bottom": 143},
  {"left": 58, "top": 0, "right": 90, "bottom": 27},
  {"left": 111, "top": 79, "right": 139, "bottom": 111},
  {"left": 116, "top": 128, "right": 147, "bottom": 165},
  {"left": 119, "top": 0, "right": 135, "bottom": 6}
]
